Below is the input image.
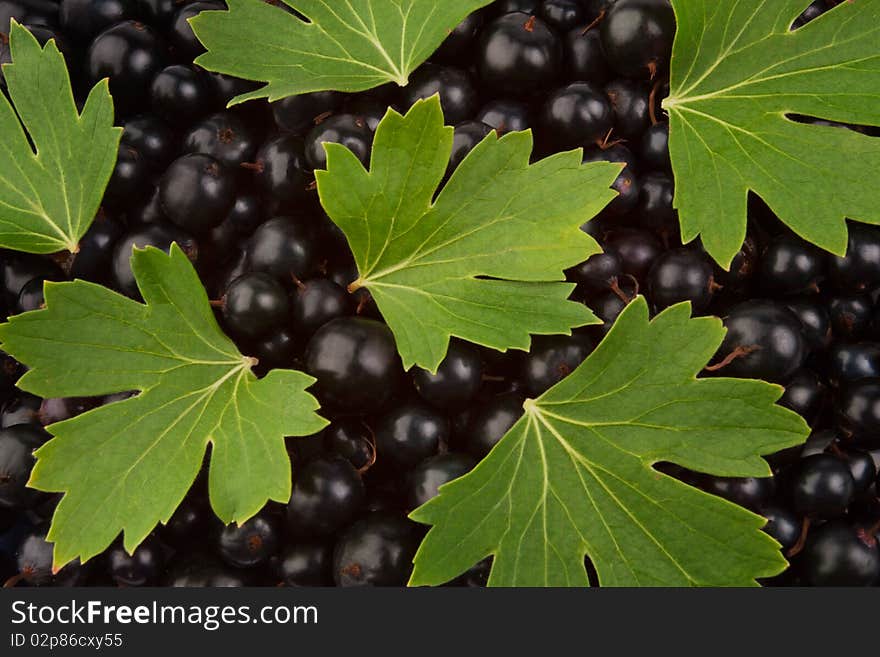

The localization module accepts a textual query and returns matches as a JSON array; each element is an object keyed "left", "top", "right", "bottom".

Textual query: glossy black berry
[
  {"left": 323, "top": 420, "right": 374, "bottom": 470},
  {"left": 273, "top": 91, "right": 345, "bottom": 135},
  {"left": 217, "top": 513, "right": 279, "bottom": 569},
  {"left": 122, "top": 114, "right": 177, "bottom": 168},
  {"left": 168, "top": 1, "right": 221, "bottom": 60},
  {"left": 103, "top": 144, "right": 153, "bottom": 211},
  {"left": 600, "top": 0, "right": 675, "bottom": 79},
  {"left": 759, "top": 234, "right": 825, "bottom": 296},
  {"left": 568, "top": 251, "right": 623, "bottom": 297},
  {"left": 249, "top": 135, "right": 311, "bottom": 204},
  {"left": 761, "top": 506, "right": 801, "bottom": 552},
  {"left": 449, "top": 120, "right": 493, "bottom": 173},
  {"left": 637, "top": 171, "right": 675, "bottom": 229},
  {"left": 245, "top": 216, "right": 317, "bottom": 281},
  {"left": 640, "top": 122, "right": 670, "bottom": 170},
  {"left": 792, "top": 454, "right": 855, "bottom": 518},
  {"left": 827, "top": 343, "right": 880, "bottom": 386},
  {"left": 399, "top": 65, "right": 477, "bottom": 125},
  {"left": 779, "top": 369, "right": 825, "bottom": 426},
  {"left": 647, "top": 248, "right": 716, "bottom": 313},
  {"left": 107, "top": 536, "right": 163, "bottom": 585},
  {"left": 0, "top": 425, "right": 45, "bottom": 509},
  {"left": 786, "top": 300, "right": 831, "bottom": 352},
  {"left": 159, "top": 154, "right": 235, "bottom": 234},
  {"left": 463, "top": 392, "right": 524, "bottom": 459},
  {"left": 150, "top": 64, "right": 215, "bottom": 124},
  {"left": 112, "top": 223, "right": 194, "bottom": 297},
  {"left": 703, "top": 476, "right": 774, "bottom": 511},
  {"left": 87, "top": 20, "right": 165, "bottom": 115},
  {"left": 540, "top": 82, "right": 613, "bottom": 149},
  {"left": 274, "top": 543, "right": 332, "bottom": 586},
  {"left": 375, "top": 402, "right": 447, "bottom": 471},
  {"left": 305, "top": 114, "right": 373, "bottom": 171},
  {"left": 304, "top": 317, "right": 402, "bottom": 413},
  {"left": 605, "top": 78, "right": 650, "bottom": 140},
  {"left": 477, "top": 13, "right": 561, "bottom": 95},
  {"left": 472, "top": 104, "right": 529, "bottom": 144},
  {"left": 828, "top": 294, "right": 873, "bottom": 340},
  {"left": 713, "top": 301, "right": 806, "bottom": 383},
  {"left": 804, "top": 520, "right": 880, "bottom": 586},
  {"left": 829, "top": 224, "right": 880, "bottom": 292},
  {"left": 287, "top": 456, "right": 365, "bottom": 537},
  {"left": 434, "top": 10, "right": 484, "bottom": 64},
  {"left": 413, "top": 341, "right": 483, "bottom": 410},
  {"left": 844, "top": 449, "right": 877, "bottom": 495},
  {"left": 333, "top": 513, "right": 421, "bottom": 586},
  {"left": 61, "top": 0, "right": 136, "bottom": 42},
  {"left": 291, "top": 278, "right": 350, "bottom": 337},
  {"left": 564, "top": 27, "right": 609, "bottom": 84},
  {"left": 837, "top": 379, "right": 880, "bottom": 442},
  {"left": 221, "top": 273, "right": 289, "bottom": 339},
  {"left": 522, "top": 334, "right": 593, "bottom": 396},
  {"left": 407, "top": 452, "right": 476, "bottom": 509},
  {"left": 604, "top": 229, "right": 662, "bottom": 280}
]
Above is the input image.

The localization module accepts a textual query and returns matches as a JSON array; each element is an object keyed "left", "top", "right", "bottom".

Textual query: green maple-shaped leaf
[
  {"left": 410, "top": 298, "right": 809, "bottom": 587},
  {"left": 0, "top": 245, "right": 327, "bottom": 568},
  {"left": 190, "top": 0, "right": 494, "bottom": 103},
  {"left": 316, "top": 96, "right": 620, "bottom": 372},
  {"left": 664, "top": 0, "right": 880, "bottom": 269},
  {"left": 0, "top": 21, "right": 121, "bottom": 254}
]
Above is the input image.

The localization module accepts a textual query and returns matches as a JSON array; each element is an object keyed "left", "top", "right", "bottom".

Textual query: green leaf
[
  {"left": 664, "top": 0, "right": 880, "bottom": 269},
  {"left": 409, "top": 298, "right": 809, "bottom": 587},
  {"left": 0, "top": 245, "right": 327, "bottom": 568},
  {"left": 190, "top": 0, "right": 494, "bottom": 103},
  {"left": 0, "top": 21, "right": 121, "bottom": 254},
  {"left": 316, "top": 96, "right": 620, "bottom": 372}
]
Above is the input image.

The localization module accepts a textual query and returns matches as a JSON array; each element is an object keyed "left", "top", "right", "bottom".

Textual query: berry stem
[
  {"left": 703, "top": 345, "right": 761, "bottom": 372},
  {"left": 786, "top": 517, "right": 811, "bottom": 558}
]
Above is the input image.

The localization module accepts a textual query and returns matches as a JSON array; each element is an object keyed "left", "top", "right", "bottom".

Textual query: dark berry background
[{"left": 1, "top": 0, "right": 878, "bottom": 588}]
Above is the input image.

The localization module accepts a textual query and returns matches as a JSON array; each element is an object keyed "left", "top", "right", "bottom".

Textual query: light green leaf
[
  {"left": 316, "top": 96, "right": 620, "bottom": 372},
  {"left": 409, "top": 298, "right": 809, "bottom": 587},
  {"left": 0, "top": 245, "right": 327, "bottom": 568},
  {"left": 190, "top": 0, "right": 494, "bottom": 103},
  {"left": 0, "top": 21, "right": 121, "bottom": 254},
  {"left": 664, "top": 0, "right": 880, "bottom": 268}
]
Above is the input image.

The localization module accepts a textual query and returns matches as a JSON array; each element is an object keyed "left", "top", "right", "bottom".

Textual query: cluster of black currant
[{"left": 0, "top": 0, "right": 877, "bottom": 588}]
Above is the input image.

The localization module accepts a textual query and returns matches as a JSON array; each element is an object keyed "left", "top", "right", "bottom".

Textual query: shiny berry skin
[
  {"left": 605, "top": 79, "right": 650, "bottom": 140},
  {"left": 407, "top": 452, "right": 477, "bottom": 509},
  {"left": 304, "top": 318, "right": 402, "bottom": 413},
  {"left": 804, "top": 520, "right": 880, "bottom": 586},
  {"left": 568, "top": 251, "right": 622, "bottom": 297},
  {"left": 217, "top": 513, "right": 279, "bottom": 569},
  {"left": 844, "top": 449, "right": 877, "bottom": 495},
  {"left": 104, "top": 144, "right": 152, "bottom": 210},
  {"left": 522, "top": 334, "right": 593, "bottom": 396},
  {"left": 827, "top": 343, "right": 880, "bottom": 386},
  {"left": 540, "top": 82, "right": 613, "bottom": 149},
  {"left": 250, "top": 135, "right": 311, "bottom": 204},
  {"left": 150, "top": 63, "right": 215, "bottom": 124},
  {"left": 477, "top": 13, "right": 562, "bottom": 96},
  {"left": 87, "top": 20, "right": 165, "bottom": 115},
  {"left": 449, "top": 120, "right": 493, "bottom": 173},
  {"left": 637, "top": 171, "right": 675, "bottom": 229},
  {"left": 413, "top": 341, "right": 483, "bottom": 410},
  {"left": 221, "top": 273, "right": 289, "bottom": 339},
  {"left": 837, "top": 378, "right": 880, "bottom": 442},
  {"left": 60, "top": 0, "right": 136, "bottom": 42},
  {"left": 604, "top": 229, "right": 662, "bottom": 280},
  {"left": 291, "top": 278, "right": 351, "bottom": 337},
  {"left": 273, "top": 91, "right": 345, "bottom": 135},
  {"left": 703, "top": 476, "right": 774, "bottom": 511},
  {"left": 184, "top": 112, "right": 259, "bottom": 169},
  {"left": 159, "top": 154, "right": 236, "bottom": 234},
  {"left": 828, "top": 294, "right": 872, "bottom": 341},
  {"left": 323, "top": 420, "right": 374, "bottom": 470},
  {"left": 564, "top": 28, "right": 609, "bottom": 84},
  {"left": 647, "top": 248, "right": 716, "bottom": 313},
  {"left": 761, "top": 506, "right": 801, "bottom": 552},
  {"left": 434, "top": 10, "right": 484, "bottom": 64},
  {"left": 463, "top": 392, "right": 524, "bottom": 459},
  {"left": 305, "top": 114, "right": 373, "bottom": 171},
  {"left": 70, "top": 217, "right": 124, "bottom": 285},
  {"left": 759, "top": 234, "right": 825, "bottom": 296},
  {"left": 778, "top": 369, "right": 825, "bottom": 426},
  {"left": 332, "top": 513, "right": 421, "bottom": 586},
  {"left": 375, "top": 402, "right": 447, "bottom": 471},
  {"left": 476, "top": 99, "right": 531, "bottom": 134},
  {"left": 287, "top": 457, "right": 365, "bottom": 537},
  {"left": 540, "top": 0, "right": 585, "bottom": 31},
  {"left": 252, "top": 329, "right": 299, "bottom": 370},
  {"left": 714, "top": 301, "right": 806, "bottom": 383},
  {"left": 168, "top": 1, "right": 221, "bottom": 60},
  {"left": 245, "top": 216, "right": 317, "bottom": 281},
  {"left": 399, "top": 65, "right": 477, "bottom": 125},
  {"left": 0, "top": 425, "right": 45, "bottom": 509},
  {"left": 600, "top": 0, "right": 676, "bottom": 79},
  {"left": 112, "top": 223, "right": 194, "bottom": 298},
  {"left": 640, "top": 122, "right": 670, "bottom": 170},
  {"left": 122, "top": 114, "right": 177, "bottom": 168},
  {"left": 108, "top": 536, "right": 164, "bottom": 585},
  {"left": 786, "top": 300, "right": 831, "bottom": 352},
  {"left": 274, "top": 543, "right": 332, "bottom": 586},
  {"left": 792, "top": 454, "right": 855, "bottom": 518},
  {"left": 829, "top": 224, "right": 880, "bottom": 292}
]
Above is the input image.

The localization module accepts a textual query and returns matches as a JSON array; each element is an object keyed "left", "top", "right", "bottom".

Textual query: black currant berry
[
  {"left": 647, "top": 248, "right": 716, "bottom": 313},
  {"left": 399, "top": 65, "right": 477, "bottom": 125},
  {"left": 477, "top": 13, "right": 561, "bottom": 96},
  {"left": 600, "top": 0, "right": 675, "bottom": 79},
  {"left": 159, "top": 154, "right": 236, "bottom": 234},
  {"left": 287, "top": 456, "right": 365, "bottom": 537},
  {"left": 221, "top": 272, "right": 290, "bottom": 339},
  {"left": 375, "top": 402, "right": 447, "bottom": 471},
  {"left": 407, "top": 452, "right": 477, "bottom": 509},
  {"left": 305, "top": 114, "right": 373, "bottom": 171},
  {"left": 332, "top": 513, "right": 421, "bottom": 586},
  {"left": 412, "top": 341, "right": 483, "bottom": 410}
]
